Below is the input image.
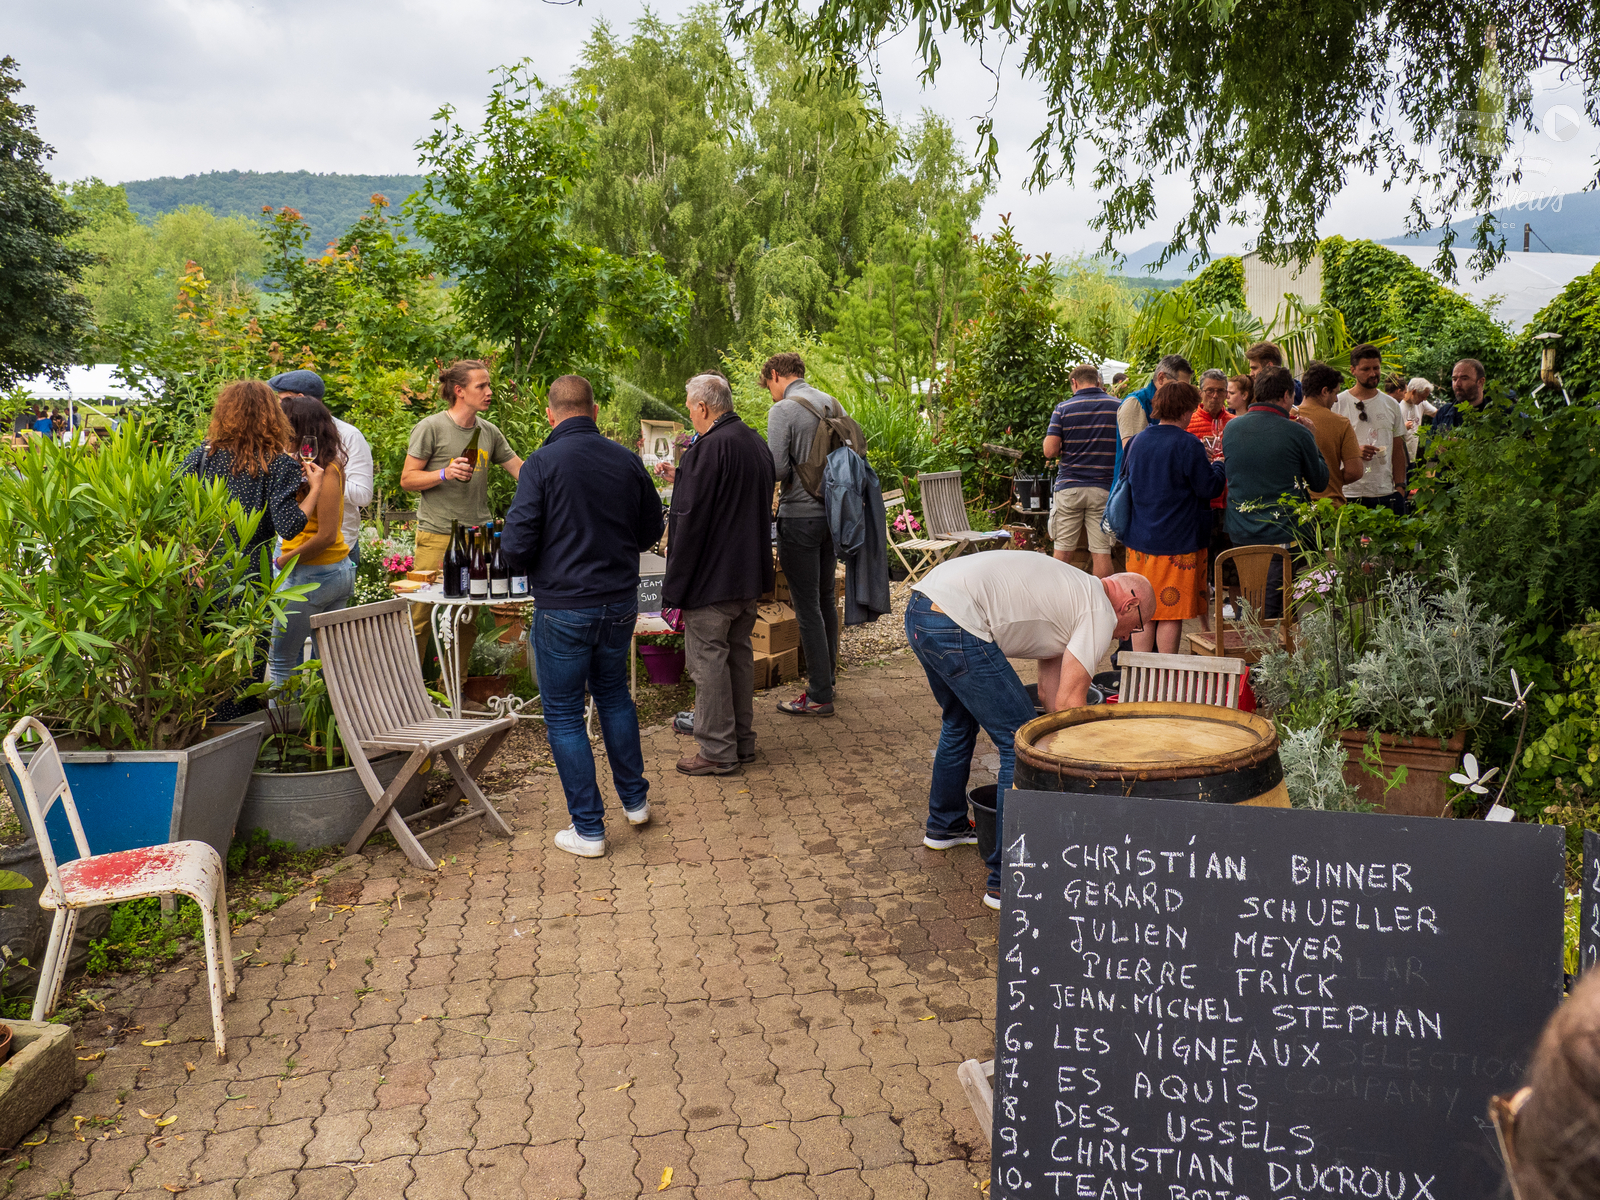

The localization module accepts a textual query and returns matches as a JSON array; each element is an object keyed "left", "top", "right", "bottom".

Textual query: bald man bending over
[{"left": 905, "top": 551, "right": 1152, "bottom": 910}]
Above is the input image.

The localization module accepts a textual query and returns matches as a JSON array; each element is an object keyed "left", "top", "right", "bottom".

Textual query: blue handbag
[{"left": 1101, "top": 445, "right": 1133, "bottom": 540}]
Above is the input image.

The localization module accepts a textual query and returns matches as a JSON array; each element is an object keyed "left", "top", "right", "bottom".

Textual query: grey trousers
[{"left": 684, "top": 599, "right": 760, "bottom": 765}]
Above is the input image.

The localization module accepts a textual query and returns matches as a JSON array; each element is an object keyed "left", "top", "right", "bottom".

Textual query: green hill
[{"left": 120, "top": 170, "right": 427, "bottom": 251}]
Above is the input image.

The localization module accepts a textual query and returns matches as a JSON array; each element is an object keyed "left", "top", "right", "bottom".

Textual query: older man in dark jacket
[
  {"left": 664, "top": 373, "right": 777, "bottom": 775},
  {"left": 503, "top": 374, "right": 664, "bottom": 858}
]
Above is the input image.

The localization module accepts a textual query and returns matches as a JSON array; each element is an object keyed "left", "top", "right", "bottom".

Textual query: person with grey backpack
[{"left": 762, "top": 353, "right": 866, "bottom": 717}]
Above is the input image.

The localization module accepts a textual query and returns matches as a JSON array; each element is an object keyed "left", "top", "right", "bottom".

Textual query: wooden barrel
[{"left": 1013, "top": 702, "right": 1289, "bottom": 808}]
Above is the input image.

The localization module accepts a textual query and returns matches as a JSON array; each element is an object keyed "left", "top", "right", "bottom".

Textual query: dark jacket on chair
[
  {"left": 663, "top": 411, "right": 777, "bottom": 610},
  {"left": 502, "top": 416, "right": 664, "bottom": 609}
]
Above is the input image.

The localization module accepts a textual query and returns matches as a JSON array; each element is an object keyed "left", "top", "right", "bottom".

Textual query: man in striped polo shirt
[{"left": 1042, "top": 364, "right": 1122, "bottom": 577}]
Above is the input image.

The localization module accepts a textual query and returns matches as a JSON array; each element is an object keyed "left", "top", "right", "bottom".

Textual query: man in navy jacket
[{"left": 503, "top": 375, "right": 664, "bottom": 858}]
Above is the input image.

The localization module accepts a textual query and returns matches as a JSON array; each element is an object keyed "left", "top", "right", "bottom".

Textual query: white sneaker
[
  {"left": 624, "top": 802, "right": 650, "bottom": 826},
  {"left": 554, "top": 827, "right": 606, "bottom": 857}
]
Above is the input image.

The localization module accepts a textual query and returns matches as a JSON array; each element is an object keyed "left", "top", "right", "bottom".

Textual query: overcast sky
[{"left": 9, "top": 0, "right": 1597, "bottom": 271}]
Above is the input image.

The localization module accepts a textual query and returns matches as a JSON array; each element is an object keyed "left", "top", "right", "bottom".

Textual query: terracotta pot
[
  {"left": 462, "top": 675, "right": 511, "bottom": 704},
  {"left": 1337, "top": 729, "right": 1467, "bottom": 817},
  {"left": 0, "top": 1023, "right": 13, "bottom": 1065}
]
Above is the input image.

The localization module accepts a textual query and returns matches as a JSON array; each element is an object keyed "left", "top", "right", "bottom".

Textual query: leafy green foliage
[
  {"left": 1521, "top": 615, "right": 1600, "bottom": 796},
  {"left": 1514, "top": 263, "right": 1600, "bottom": 403},
  {"left": 938, "top": 219, "right": 1074, "bottom": 502},
  {"left": 569, "top": 8, "right": 986, "bottom": 397},
  {"left": 1320, "top": 236, "right": 1511, "bottom": 380},
  {"left": 1051, "top": 255, "right": 1153, "bottom": 360},
  {"left": 1128, "top": 289, "right": 1362, "bottom": 377},
  {"left": 0, "top": 425, "right": 308, "bottom": 750},
  {"left": 410, "top": 60, "right": 690, "bottom": 389},
  {"left": 60, "top": 180, "right": 267, "bottom": 347},
  {"left": 250, "top": 659, "right": 346, "bottom": 772},
  {"left": 725, "top": 0, "right": 1586, "bottom": 273},
  {"left": 0, "top": 57, "right": 93, "bottom": 388},
  {"left": 1413, "top": 399, "right": 1600, "bottom": 661},
  {"left": 1178, "top": 257, "right": 1247, "bottom": 310}
]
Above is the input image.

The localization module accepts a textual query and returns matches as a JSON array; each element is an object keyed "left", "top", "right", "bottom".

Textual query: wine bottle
[
  {"left": 462, "top": 426, "right": 481, "bottom": 477},
  {"left": 489, "top": 531, "right": 509, "bottom": 598},
  {"left": 442, "top": 519, "right": 465, "bottom": 598},
  {"left": 468, "top": 525, "right": 489, "bottom": 598}
]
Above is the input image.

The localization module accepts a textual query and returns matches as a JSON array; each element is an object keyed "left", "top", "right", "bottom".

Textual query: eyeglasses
[
  {"left": 1490, "top": 1086, "right": 1531, "bottom": 1199},
  {"left": 1353, "top": 400, "right": 1369, "bottom": 422},
  {"left": 1131, "top": 598, "right": 1145, "bottom": 634}
]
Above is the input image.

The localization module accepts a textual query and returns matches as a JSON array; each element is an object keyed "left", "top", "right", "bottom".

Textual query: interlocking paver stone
[{"left": 7, "top": 653, "right": 1001, "bottom": 1198}]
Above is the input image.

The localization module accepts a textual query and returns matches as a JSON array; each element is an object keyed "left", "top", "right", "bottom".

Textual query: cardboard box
[
  {"left": 751, "top": 602, "right": 799, "bottom": 655},
  {"left": 753, "top": 647, "right": 799, "bottom": 690}
]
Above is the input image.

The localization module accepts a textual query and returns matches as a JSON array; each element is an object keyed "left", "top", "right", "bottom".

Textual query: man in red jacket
[{"left": 664, "top": 373, "right": 778, "bottom": 775}]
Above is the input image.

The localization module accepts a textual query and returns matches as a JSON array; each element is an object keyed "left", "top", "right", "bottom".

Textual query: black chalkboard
[
  {"left": 1581, "top": 830, "right": 1600, "bottom": 975},
  {"left": 994, "top": 791, "right": 1565, "bottom": 1200}
]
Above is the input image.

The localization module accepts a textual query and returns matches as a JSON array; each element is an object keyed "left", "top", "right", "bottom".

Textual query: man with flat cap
[{"left": 268, "top": 370, "right": 375, "bottom": 566}]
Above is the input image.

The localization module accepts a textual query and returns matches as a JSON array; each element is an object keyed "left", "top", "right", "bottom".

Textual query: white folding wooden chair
[
  {"left": 2, "top": 717, "right": 235, "bottom": 1059},
  {"left": 1117, "top": 651, "right": 1248, "bottom": 708},
  {"left": 311, "top": 599, "right": 516, "bottom": 871},
  {"left": 917, "top": 470, "right": 1012, "bottom": 554},
  {"left": 883, "top": 489, "right": 958, "bottom": 582}
]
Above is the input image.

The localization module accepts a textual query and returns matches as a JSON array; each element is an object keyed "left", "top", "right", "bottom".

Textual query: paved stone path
[{"left": 1, "top": 650, "right": 1003, "bottom": 1199}]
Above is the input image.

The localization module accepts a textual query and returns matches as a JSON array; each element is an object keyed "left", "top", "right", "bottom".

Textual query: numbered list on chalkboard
[{"left": 992, "top": 791, "right": 1565, "bottom": 1200}]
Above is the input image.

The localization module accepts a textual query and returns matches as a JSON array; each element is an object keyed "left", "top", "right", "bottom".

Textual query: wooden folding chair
[
  {"left": 311, "top": 599, "right": 516, "bottom": 871},
  {"left": 1118, "top": 651, "right": 1248, "bottom": 708},
  {"left": 1186, "top": 545, "right": 1295, "bottom": 663},
  {"left": 883, "top": 489, "right": 958, "bottom": 582},
  {"left": 916, "top": 471, "right": 1011, "bottom": 554}
]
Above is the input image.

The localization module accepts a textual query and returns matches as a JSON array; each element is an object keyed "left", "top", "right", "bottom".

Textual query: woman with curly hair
[
  {"left": 266, "top": 395, "right": 353, "bottom": 683},
  {"left": 178, "top": 379, "right": 324, "bottom": 566}
]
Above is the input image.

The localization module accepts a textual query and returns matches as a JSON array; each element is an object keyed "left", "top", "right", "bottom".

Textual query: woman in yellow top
[{"left": 267, "top": 395, "right": 355, "bottom": 683}]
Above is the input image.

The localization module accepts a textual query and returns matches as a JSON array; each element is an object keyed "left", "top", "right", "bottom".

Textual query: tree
[
  {"left": 409, "top": 61, "right": 690, "bottom": 391},
  {"left": 568, "top": 8, "right": 987, "bottom": 396},
  {"left": 938, "top": 218, "right": 1075, "bottom": 501},
  {"left": 726, "top": 0, "right": 1596, "bottom": 276},
  {"left": 0, "top": 57, "right": 92, "bottom": 387},
  {"left": 61, "top": 179, "right": 266, "bottom": 348}
]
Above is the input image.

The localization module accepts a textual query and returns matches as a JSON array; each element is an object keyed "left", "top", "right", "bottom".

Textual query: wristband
[{"left": 439, "top": 468, "right": 447, "bottom": 483}]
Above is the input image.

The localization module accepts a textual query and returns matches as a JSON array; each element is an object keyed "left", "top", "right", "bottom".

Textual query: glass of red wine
[{"left": 298, "top": 435, "right": 317, "bottom": 465}]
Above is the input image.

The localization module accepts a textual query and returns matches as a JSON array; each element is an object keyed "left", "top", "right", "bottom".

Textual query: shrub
[{"left": 0, "top": 425, "right": 304, "bottom": 750}]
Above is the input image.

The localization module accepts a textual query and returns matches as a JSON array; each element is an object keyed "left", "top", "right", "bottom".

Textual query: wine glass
[{"left": 298, "top": 435, "right": 318, "bottom": 464}]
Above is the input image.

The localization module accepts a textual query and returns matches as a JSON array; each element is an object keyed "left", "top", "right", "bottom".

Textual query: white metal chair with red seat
[{"left": 1, "top": 716, "right": 235, "bottom": 1059}]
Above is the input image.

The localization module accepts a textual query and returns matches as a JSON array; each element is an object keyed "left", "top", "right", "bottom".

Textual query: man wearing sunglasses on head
[
  {"left": 1334, "top": 344, "right": 1408, "bottom": 515},
  {"left": 904, "top": 552, "right": 1152, "bottom": 912}
]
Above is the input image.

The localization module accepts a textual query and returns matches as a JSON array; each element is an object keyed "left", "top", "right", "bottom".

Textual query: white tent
[
  {"left": 1385, "top": 248, "right": 1600, "bottom": 331},
  {"left": 17, "top": 364, "right": 140, "bottom": 402}
]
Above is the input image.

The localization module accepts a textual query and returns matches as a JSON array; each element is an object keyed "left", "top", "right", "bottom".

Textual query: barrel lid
[{"left": 1016, "top": 702, "right": 1280, "bottom": 781}]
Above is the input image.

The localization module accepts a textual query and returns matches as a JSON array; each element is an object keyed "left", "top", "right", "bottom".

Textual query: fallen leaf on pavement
[
  {"left": 156, "top": 1115, "right": 178, "bottom": 1127},
  {"left": 918, "top": 1015, "right": 936, "bottom": 1021},
  {"left": 77, "top": 1052, "right": 104, "bottom": 1061},
  {"left": 138, "top": 1109, "right": 164, "bottom": 1120},
  {"left": 184, "top": 1062, "right": 196, "bottom": 1073},
  {"left": 612, "top": 1081, "right": 632, "bottom": 1091},
  {"left": 142, "top": 1039, "right": 173, "bottom": 1046},
  {"left": 658, "top": 1167, "right": 673, "bottom": 1191}
]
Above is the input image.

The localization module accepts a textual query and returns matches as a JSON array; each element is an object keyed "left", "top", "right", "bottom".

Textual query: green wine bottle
[{"left": 462, "top": 426, "right": 481, "bottom": 476}]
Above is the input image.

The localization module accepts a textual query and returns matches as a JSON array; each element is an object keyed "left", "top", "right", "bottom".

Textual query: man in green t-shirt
[{"left": 400, "top": 360, "right": 524, "bottom": 685}]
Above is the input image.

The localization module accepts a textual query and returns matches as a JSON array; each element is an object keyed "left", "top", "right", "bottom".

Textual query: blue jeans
[
  {"left": 267, "top": 557, "right": 357, "bottom": 683},
  {"left": 905, "top": 593, "right": 1035, "bottom": 890},
  {"left": 531, "top": 603, "right": 648, "bottom": 840}
]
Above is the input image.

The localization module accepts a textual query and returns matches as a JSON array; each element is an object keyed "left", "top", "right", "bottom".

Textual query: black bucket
[
  {"left": 1025, "top": 682, "right": 1105, "bottom": 714},
  {"left": 968, "top": 784, "right": 998, "bottom": 863}
]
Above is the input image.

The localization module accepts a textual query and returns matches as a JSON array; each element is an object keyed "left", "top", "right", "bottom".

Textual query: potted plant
[
  {"left": 1255, "top": 556, "right": 1507, "bottom": 817},
  {"left": 236, "top": 659, "right": 428, "bottom": 849},
  {"left": 0, "top": 426, "right": 306, "bottom": 861},
  {"left": 464, "top": 636, "right": 522, "bottom": 705},
  {"left": 636, "top": 631, "right": 687, "bottom": 685}
]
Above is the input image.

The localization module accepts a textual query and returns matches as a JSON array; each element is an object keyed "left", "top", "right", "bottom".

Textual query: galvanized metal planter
[{"left": 238, "top": 753, "right": 429, "bottom": 850}]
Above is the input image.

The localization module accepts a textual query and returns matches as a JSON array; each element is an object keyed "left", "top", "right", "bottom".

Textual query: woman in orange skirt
[{"left": 1121, "top": 381, "right": 1226, "bottom": 653}]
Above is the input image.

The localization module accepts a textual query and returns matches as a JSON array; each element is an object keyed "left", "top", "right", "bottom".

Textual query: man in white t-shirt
[
  {"left": 906, "top": 552, "right": 1152, "bottom": 911},
  {"left": 1331, "top": 344, "right": 1407, "bottom": 514}
]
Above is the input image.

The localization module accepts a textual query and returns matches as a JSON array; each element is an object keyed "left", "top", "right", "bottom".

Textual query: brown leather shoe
[{"left": 677, "top": 753, "right": 739, "bottom": 776}]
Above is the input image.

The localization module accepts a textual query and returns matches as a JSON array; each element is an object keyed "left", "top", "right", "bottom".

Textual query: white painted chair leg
[
  {"left": 45, "top": 909, "right": 77, "bottom": 1019},
  {"left": 216, "top": 883, "right": 236, "bottom": 999},
  {"left": 31, "top": 908, "right": 70, "bottom": 1021},
  {"left": 195, "top": 893, "right": 228, "bottom": 1061}
]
